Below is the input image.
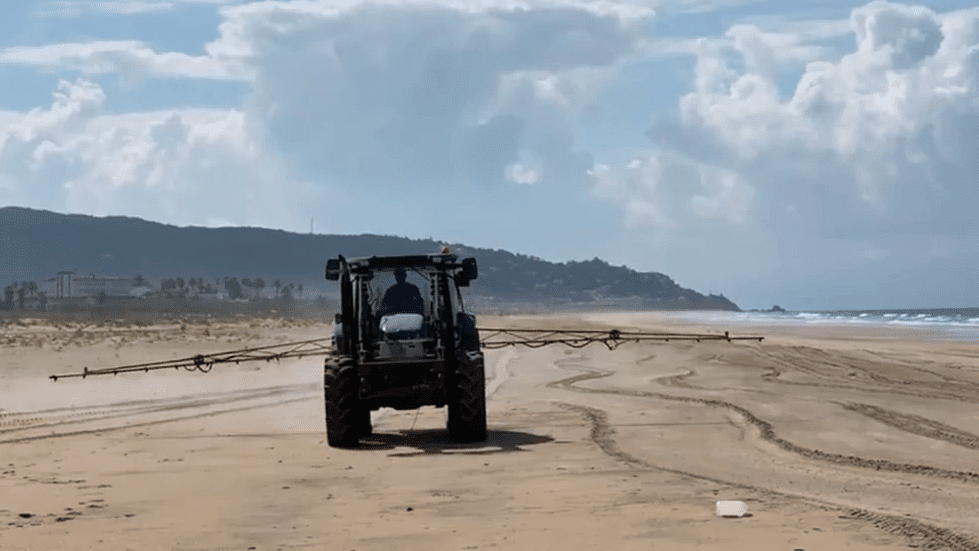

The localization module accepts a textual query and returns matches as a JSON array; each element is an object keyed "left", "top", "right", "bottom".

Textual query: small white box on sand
[{"left": 715, "top": 500, "right": 749, "bottom": 518}]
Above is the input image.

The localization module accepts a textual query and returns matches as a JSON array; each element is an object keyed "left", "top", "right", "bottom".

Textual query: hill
[{"left": 0, "top": 206, "right": 739, "bottom": 311}]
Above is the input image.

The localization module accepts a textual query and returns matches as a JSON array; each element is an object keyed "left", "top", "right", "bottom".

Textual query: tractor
[{"left": 323, "top": 252, "right": 484, "bottom": 448}]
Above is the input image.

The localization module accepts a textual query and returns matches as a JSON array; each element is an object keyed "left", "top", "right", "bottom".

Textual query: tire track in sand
[
  {"left": 0, "top": 383, "right": 318, "bottom": 444},
  {"left": 838, "top": 402, "right": 979, "bottom": 451},
  {"left": 548, "top": 361, "right": 979, "bottom": 484},
  {"left": 750, "top": 346, "right": 979, "bottom": 403},
  {"left": 557, "top": 399, "right": 979, "bottom": 551},
  {"left": 645, "top": 358, "right": 979, "bottom": 453}
]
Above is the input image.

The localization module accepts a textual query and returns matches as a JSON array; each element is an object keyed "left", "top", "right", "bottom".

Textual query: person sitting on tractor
[{"left": 379, "top": 268, "right": 424, "bottom": 317}]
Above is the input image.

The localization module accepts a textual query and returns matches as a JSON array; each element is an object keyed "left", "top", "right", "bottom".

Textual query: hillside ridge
[{"left": 0, "top": 206, "right": 739, "bottom": 311}]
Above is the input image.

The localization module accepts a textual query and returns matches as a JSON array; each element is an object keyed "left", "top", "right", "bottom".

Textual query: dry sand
[{"left": 2, "top": 312, "right": 979, "bottom": 550}]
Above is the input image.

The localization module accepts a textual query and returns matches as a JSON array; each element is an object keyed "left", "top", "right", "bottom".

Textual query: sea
[{"left": 674, "top": 308, "right": 979, "bottom": 342}]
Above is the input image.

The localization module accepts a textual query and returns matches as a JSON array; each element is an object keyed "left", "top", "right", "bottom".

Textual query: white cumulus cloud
[
  {"left": 587, "top": 1, "right": 979, "bottom": 307},
  {"left": 33, "top": 0, "right": 247, "bottom": 17},
  {"left": 0, "top": 40, "right": 252, "bottom": 82},
  {"left": 0, "top": 78, "right": 300, "bottom": 228},
  {"left": 4, "top": 0, "right": 655, "bottom": 191},
  {"left": 600, "top": 1, "right": 979, "bottom": 239},
  {"left": 211, "top": 0, "right": 652, "bottom": 190},
  {"left": 1, "top": 0, "right": 654, "bottom": 234}
]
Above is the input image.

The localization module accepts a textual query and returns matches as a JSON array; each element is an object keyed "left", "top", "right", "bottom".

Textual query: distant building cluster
[
  {"left": 4, "top": 270, "right": 307, "bottom": 313},
  {"left": 3, "top": 271, "right": 141, "bottom": 312},
  {"left": 52, "top": 272, "right": 133, "bottom": 299}
]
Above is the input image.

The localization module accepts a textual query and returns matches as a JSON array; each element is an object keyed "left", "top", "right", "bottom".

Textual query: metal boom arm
[
  {"left": 49, "top": 328, "right": 763, "bottom": 381},
  {"left": 478, "top": 328, "right": 763, "bottom": 350},
  {"left": 49, "top": 337, "right": 333, "bottom": 381}
]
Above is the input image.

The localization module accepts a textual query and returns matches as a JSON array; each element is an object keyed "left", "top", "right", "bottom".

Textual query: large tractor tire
[
  {"left": 447, "top": 351, "right": 487, "bottom": 443},
  {"left": 324, "top": 357, "right": 364, "bottom": 448}
]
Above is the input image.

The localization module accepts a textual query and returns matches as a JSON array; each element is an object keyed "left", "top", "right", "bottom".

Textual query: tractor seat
[{"left": 379, "top": 313, "right": 425, "bottom": 339}]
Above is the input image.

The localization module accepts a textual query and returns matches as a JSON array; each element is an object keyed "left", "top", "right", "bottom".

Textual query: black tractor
[{"left": 323, "top": 252, "right": 485, "bottom": 448}]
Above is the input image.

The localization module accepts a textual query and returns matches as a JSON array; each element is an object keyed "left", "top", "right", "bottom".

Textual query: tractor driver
[{"left": 379, "top": 268, "right": 424, "bottom": 317}]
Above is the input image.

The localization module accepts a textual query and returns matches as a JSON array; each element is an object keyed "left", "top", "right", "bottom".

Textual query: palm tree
[
  {"left": 225, "top": 277, "right": 244, "bottom": 300},
  {"left": 3, "top": 286, "right": 14, "bottom": 309},
  {"left": 273, "top": 280, "right": 281, "bottom": 298}
]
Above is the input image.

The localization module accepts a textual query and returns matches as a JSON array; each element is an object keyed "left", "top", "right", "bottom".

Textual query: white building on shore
[{"left": 53, "top": 272, "right": 133, "bottom": 298}]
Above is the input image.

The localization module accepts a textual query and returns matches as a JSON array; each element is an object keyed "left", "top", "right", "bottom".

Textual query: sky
[{"left": 1, "top": 0, "right": 977, "bottom": 310}]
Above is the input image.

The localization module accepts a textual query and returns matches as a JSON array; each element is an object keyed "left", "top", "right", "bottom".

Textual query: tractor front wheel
[{"left": 324, "top": 357, "right": 363, "bottom": 448}]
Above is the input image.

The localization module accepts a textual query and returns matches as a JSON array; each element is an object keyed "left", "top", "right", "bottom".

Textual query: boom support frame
[{"left": 48, "top": 328, "right": 763, "bottom": 381}]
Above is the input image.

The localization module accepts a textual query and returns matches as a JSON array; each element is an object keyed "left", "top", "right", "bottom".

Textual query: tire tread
[
  {"left": 324, "top": 357, "right": 362, "bottom": 448},
  {"left": 447, "top": 352, "right": 487, "bottom": 443}
]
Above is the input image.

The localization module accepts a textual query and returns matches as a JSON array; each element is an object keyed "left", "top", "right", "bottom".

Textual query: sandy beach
[{"left": 2, "top": 312, "right": 979, "bottom": 550}]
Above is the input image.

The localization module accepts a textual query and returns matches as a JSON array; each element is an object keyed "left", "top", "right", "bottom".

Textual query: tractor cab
[{"left": 323, "top": 252, "right": 484, "bottom": 447}]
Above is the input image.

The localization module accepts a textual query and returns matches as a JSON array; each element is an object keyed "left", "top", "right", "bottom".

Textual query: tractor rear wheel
[
  {"left": 324, "top": 357, "right": 362, "bottom": 448},
  {"left": 447, "top": 351, "right": 487, "bottom": 443}
]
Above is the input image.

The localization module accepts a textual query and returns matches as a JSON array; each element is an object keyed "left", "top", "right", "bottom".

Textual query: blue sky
[{"left": 1, "top": 0, "right": 978, "bottom": 310}]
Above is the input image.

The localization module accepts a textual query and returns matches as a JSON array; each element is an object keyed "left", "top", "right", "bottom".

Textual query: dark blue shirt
[{"left": 379, "top": 282, "right": 424, "bottom": 316}]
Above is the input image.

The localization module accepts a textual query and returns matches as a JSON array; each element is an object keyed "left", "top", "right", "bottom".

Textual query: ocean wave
[{"left": 676, "top": 309, "right": 979, "bottom": 335}]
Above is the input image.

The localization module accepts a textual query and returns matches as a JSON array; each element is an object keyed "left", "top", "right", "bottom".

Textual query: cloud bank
[
  {"left": 0, "top": 41, "right": 252, "bottom": 82},
  {"left": 221, "top": 0, "right": 653, "bottom": 190},
  {"left": 588, "top": 2, "right": 979, "bottom": 306},
  {"left": 2, "top": 0, "right": 654, "bottom": 228},
  {"left": 33, "top": 0, "right": 244, "bottom": 18},
  {"left": 2, "top": 0, "right": 978, "bottom": 307},
  {"left": 0, "top": 78, "right": 296, "bottom": 228},
  {"left": 601, "top": 2, "right": 979, "bottom": 233}
]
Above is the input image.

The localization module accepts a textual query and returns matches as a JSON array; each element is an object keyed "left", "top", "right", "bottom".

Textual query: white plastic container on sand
[{"left": 715, "top": 501, "right": 750, "bottom": 518}]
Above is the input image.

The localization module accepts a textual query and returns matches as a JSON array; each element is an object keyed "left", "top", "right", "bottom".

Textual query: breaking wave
[{"left": 676, "top": 308, "right": 979, "bottom": 341}]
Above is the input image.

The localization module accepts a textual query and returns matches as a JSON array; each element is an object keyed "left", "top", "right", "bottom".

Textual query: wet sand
[{"left": 2, "top": 312, "right": 979, "bottom": 550}]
